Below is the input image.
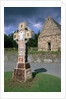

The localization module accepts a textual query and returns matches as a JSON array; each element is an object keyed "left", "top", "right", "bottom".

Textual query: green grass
[
  {"left": 4, "top": 72, "right": 61, "bottom": 92},
  {"left": 28, "top": 49, "right": 61, "bottom": 54},
  {"left": 4, "top": 48, "right": 18, "bottom": 52},
  {"left": 4, "top": 48, "right": 61, "bottom": 54}
]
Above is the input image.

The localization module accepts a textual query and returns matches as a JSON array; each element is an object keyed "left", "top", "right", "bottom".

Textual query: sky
[{"left": 4, "top": 7, "right": 61, "bottom": 35}]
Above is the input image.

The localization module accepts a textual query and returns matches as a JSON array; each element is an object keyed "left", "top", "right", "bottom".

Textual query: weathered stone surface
[
  {"left": 28, "top": 55, "right": 33, "bottom": 62},
  {"left": 14, "top": 57, "right": 18, "bottom": 62},
  {"left": 54, "top": 58, "right": 60, "bottom": 63},
  {"left": 37, "top": 58, "right": 41, "bottom": 63},
  {"left": 38, "top": 16, "right": 61, "bottom": 51},
  {"left": 26, "top": 68, "right": 32, "bottom": 79},
  {"left": 10, "top": 55, "right": 15, "bottom": 61},
  {"left": 13, "top": 63, "right": 32, "bottom": 82},
  {"left": 13, "top": 69, "right": 25, "bottom": 81},
  {"left": 4, "top": 52, "right": 61, "bottom": 63},
  {"left": 44, "top": 59, "right": 52, "bottom": 63},
  {"left": 4, "top": 56, "right": 8, "bottom": 61}
]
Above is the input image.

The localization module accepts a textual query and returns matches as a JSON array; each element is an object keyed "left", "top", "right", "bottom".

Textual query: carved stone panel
[
  {"left": 13, "top": 33, "right": 18, "bottom": 40},
  {"left": 18, "top": 56, "right": 24, "bottom": 63},
  {"left": 26, "top": 32, "right": 31, "bottom": 38},
  {"left": 19, "top": 41, "right": 25, "bottom": 48},
  {"left": 18, "top": 31, "right": 25, "bottom": 40},
  {"left": 18, "top": 48, "right": 25, "bottom": 55}
]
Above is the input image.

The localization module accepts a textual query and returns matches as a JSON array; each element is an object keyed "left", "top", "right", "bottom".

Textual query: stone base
[{"left": 13, "top": 63, "right": 32, "bottom": 82}]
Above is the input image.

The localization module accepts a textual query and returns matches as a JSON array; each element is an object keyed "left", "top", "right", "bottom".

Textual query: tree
[
  {"left": 4, "top": 33, "right": 18, "bottom": 48},
  {"left": 27, "top": 31, "right": 40, "bottom": 47},
  {"left": 4, "top": 34, "right": 12, "bottom": 48},
  {"left": 8, "top": 33, "right": 18, "bottom": 48}
]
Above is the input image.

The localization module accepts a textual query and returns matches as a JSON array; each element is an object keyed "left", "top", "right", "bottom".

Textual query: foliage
[
  {"left": 27, "top": 32, "right": 40, "bottom": 47},
  {"left": 4, "top": 72, "right": 61, "bottom": 92},
  {"left": 4, "top": 31, "right": 40, "bottom": 48},
  {"left": 4, "top": 33, "right": 18, "bottom": 48},
  {"left": 4, "top": 34, "right": 12, "bottom": 48}
]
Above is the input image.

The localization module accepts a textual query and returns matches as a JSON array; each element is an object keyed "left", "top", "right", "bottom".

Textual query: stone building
[{"left": 38, "top": 16, "right": 61, "bottom": 51}]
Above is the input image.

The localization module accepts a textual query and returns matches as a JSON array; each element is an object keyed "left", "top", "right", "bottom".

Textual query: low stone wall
[
  {"left": 4, "top": 52, "right": 61, "bottom": 63},
  {"left": 28, "top": 53, "right": 61, "bottom": 63}
]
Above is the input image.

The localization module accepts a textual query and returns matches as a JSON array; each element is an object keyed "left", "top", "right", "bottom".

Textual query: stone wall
[
  {"left": 38, "top": 34, "right": 61, "bottom": 51},
  {"left": 4, "top": 52, "right": 61, "bottom": 63},
  {"left": 38, "top": 16, "right": 61, "bottom": 51}
]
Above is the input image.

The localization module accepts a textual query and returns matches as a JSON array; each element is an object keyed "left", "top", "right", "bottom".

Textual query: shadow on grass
[{"left": 32, "top": 68, "right": 47, "bottom": 79}]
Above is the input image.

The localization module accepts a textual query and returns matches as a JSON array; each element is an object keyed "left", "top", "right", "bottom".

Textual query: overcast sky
[{"left": 4, "top": 7, "right": 61, "bottom": 35}]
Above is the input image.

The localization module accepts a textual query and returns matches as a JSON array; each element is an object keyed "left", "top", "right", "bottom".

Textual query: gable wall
[
  {"left": 38, "top": 34, "right": 61, "bottom": 51},
  {"left": 38, "top": 16, "right": 61, "bottom": 51}
]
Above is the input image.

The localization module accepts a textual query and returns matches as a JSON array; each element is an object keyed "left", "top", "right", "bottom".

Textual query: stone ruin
[{"left": 38, "top": 16, "right": 61, "bottom": 51}]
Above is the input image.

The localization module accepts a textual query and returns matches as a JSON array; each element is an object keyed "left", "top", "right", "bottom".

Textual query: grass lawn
[
  {"left": 4, "top": 72, "right": 61, "bottom": 92},
  {"left": 4, "top": 48, "right": 61, "bottom": 54},
  {"left": 28, "top": 49, "right": 61, "bottom": 54}
]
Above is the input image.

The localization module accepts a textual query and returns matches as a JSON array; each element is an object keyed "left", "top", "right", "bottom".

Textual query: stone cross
[{"left": 13, "top": 22, "right": 34, "bottom": 82}]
